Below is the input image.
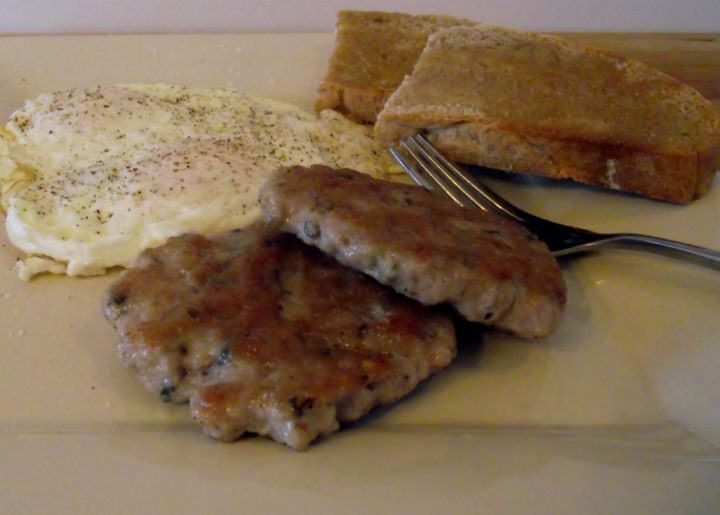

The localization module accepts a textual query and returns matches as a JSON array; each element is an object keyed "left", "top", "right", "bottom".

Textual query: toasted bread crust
[
  {"left": 315, "top": 10, "right": 476, "bottom": 123},
  {"left": 315, "top": 82, "right": 392, "bottom": 124},
  {"left": 414, "top": 123, "right": 719, "bottom": 203}
]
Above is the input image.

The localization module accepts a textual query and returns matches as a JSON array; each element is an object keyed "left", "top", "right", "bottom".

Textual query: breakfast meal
[
  {"left": 260, "top": 165, "right": 566, "bottom": 339},
  {"left": 319, "top": 11, "right": 720, "bottom": 203},
  {"left": 103, "top": 223, "right": 456, "bottom": 450},
  {"left": 1, "top": 8, "right": 717, "bottom": 450},
  {"left": 0, "top": 84, "right": 401, "bottom": 280}
]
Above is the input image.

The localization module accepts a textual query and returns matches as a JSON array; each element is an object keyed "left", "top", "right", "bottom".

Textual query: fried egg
[{"left": 0, "top": 84, "right": 402, "bottom": 279}]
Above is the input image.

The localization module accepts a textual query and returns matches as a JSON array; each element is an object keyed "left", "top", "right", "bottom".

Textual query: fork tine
[
  {"left": 405, "top": 136, "right": 489, "bottom": 212},
  {"left": 397, "top": 139, "right": 475, "bottom": 209},
  {"left": 412, "top": 134, "right": 528, "bottom": 222},
  {"left": 388, "top": 146, "right": 435, "bottom": 191}
]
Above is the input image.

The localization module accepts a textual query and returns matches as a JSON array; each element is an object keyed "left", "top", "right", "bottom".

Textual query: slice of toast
[
  {"left": 314, "top": 10, "right": 476, "bottom": 123},
  {"left": 375, "top": 25, "right": 720, "bottom": 203}
]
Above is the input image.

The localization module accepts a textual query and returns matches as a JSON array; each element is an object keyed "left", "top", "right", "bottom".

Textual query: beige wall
[{"left": 1, "top": 0, "right": 719, "bottom": 34}]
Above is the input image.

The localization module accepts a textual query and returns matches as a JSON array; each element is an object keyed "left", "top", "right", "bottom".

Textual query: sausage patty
[
  {"left": 259, "top": 165, "right": 566, "bottom": 339},
  {"left": 103, "top": 224, "right": 455, "bottom": 450}
]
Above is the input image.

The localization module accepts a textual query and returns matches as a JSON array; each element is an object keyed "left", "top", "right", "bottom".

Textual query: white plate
[{"left": 0, "top": 34, "right": 719, "bottom": 514}]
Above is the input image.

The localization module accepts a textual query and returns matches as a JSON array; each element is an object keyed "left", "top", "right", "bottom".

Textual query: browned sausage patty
[
  {"left": 260, "top": 165, "right": 566, "bottom": 339},
  {"left": 102, "top": 223, "right": 455, "bottom": 450}
]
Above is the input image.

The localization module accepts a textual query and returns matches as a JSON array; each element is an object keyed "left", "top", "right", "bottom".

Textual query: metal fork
[{"left": 390, "top": 134, "right": 720, "bottom": 269}]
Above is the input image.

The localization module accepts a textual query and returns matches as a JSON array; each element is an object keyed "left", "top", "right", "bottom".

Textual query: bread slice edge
[{"left": 383, "top": 120, "right": 719, "bottom": 203}]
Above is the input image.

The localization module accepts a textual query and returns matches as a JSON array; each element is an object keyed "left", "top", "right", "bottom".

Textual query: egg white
[{"left": 0, "top": 84, "right": 402, "bottom": 279}]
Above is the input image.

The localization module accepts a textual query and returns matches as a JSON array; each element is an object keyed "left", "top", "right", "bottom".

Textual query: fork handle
[{"left": 554, "top": 233, "right": 720, "bottom": 269}]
